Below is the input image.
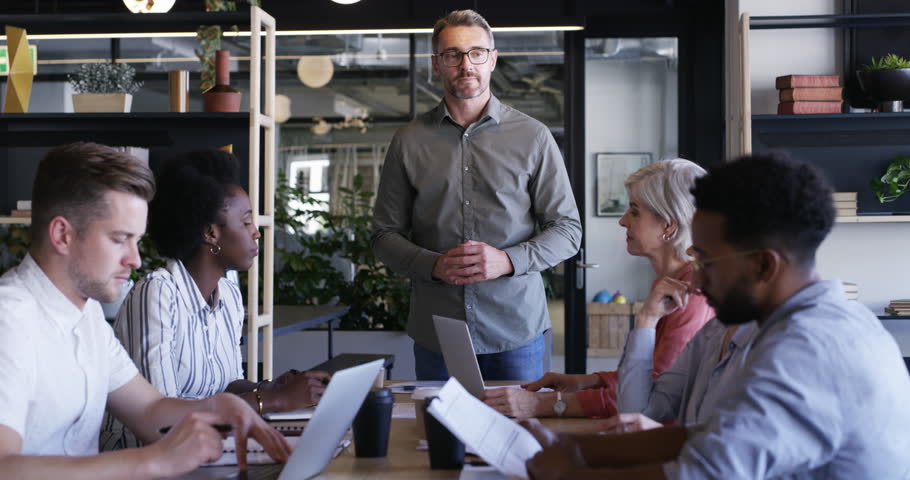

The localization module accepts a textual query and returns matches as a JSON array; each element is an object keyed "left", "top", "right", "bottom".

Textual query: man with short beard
[
  {"left": 371, "top": 10, "right": 581, "bottom": 381},
  {"left": 0, "top": 142, "right": 290, "bottom": 479},
  {"left": 523, "top": 153, "right": 910, "bottom": 480}
]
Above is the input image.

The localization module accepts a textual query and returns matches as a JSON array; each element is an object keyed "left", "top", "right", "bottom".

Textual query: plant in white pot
[{"left": 68, "top": 62, "right": 143, "bottom": 113}]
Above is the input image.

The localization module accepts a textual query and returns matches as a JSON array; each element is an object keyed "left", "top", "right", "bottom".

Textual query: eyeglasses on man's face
[
  {"left": 435, "top": 48, "right": 492, "bottom": 67},
  {"left": 691, "top": 249, "right": 762, "bottom": 274}
]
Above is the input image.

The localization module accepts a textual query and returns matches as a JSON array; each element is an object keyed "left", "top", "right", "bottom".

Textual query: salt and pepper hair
[
  {"left": 431, "top": 9, "right": 495, "bottom": 53},
  {"left": 624, "top": 158, "right": 707, "bottom": 261}
]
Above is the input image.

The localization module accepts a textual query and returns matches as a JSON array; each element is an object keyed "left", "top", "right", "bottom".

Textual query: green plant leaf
[{"left": 871, "top": 155, "right": 910, "bottom": 203}]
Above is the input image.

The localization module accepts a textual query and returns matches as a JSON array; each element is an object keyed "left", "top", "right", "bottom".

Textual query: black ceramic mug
[{"left": 423, "top": 397, "right": 465, "bottom": 469}]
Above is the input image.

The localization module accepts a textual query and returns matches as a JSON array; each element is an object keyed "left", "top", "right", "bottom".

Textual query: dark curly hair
[
  {"left": 691, "top": 153, "right": 835, "bottom": 266},
  {"left": 149, "top": 150, "right": 240, "bottom": 261}
]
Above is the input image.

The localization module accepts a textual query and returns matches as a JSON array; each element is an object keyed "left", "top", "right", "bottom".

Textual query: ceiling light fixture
[
  {"left": 331, "top": 0, "right": 362, "bottom": 4},
  {"left": 297, "top": 56, "right": 334, "bottom": 88},
  {"left": 122, "top": 0, "right": 176, "bottom": 13}
]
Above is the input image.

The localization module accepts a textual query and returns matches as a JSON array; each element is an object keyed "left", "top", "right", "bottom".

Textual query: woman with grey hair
[{"left": 482, "top": 158, "right": 714, "bottom": 418}]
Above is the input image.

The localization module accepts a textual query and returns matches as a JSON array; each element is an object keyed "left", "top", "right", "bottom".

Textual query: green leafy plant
[
  {"left": 0, "top": 224, "right": 31, "bottom": 277},
  {"left": 863, "top": 53, "right": 910, "bottom": 71},
  {"left": 67, "top": 62, "right": 143, "bottom": 94},
  {"left": 275, "top": 171, "right": 410, "bottom": 330},
  {"left": 196, "top": 0, "right": 261, "bottom": 92},
  {"left": 0, "top": 223, "right": 165, "bottom": 280},
  {"left": 871, "top": 155, "right": 910, "bottom": 203}
]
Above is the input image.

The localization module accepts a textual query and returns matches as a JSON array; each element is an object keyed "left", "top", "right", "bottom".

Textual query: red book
[
  {"left": 775, "top": 74, "right": 840, "bottom": 89},
  {"left": 779, "top": 87, "right": 843, "bottom": 102},
  {"left": 778, "top": 101, "right": 842, "bottom": 114}
]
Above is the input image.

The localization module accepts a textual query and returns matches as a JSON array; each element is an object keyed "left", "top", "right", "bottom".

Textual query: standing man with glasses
[{"left": 371, "top": 10, "right": 581, "bottom": 381}]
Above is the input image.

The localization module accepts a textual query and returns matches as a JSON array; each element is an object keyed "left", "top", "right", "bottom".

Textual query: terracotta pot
[
  {"left": 72, "top": 93, "right": 132, "bottom": 113},
  {"left": 203, "top": 50, "right": 242, "bottom": 113}
]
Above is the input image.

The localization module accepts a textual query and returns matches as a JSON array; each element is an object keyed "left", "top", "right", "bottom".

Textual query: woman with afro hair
[{"left": 100, "top": 149, "right": 328, "bottom": 449}]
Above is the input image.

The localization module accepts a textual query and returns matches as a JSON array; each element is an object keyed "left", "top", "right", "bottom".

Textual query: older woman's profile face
[{"left": 618, "top": 191, "right": 667, "bottom": 258}]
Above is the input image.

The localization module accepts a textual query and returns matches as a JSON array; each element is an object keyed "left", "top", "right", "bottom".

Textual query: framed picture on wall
[{"left": 595, "top": 152, "right": 652, "bottom": 216}]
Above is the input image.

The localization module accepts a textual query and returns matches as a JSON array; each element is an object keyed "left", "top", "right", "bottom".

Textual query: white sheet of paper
[
  {"left": 262, "top": 407, "right": 315, "bottom": 421},
  {"left": 427, "top": 378, "right": 542, "bottom": 480}
]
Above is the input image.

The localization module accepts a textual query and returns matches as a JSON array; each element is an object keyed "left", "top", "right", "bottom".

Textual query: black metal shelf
[
  {"left": 0, "top": 11, "right": 251, "bottom": 35},
  {"left": 753, "top": 112, "right": 910, "bottom": 121},
  {"left": 879, "top": 315, "right": 910, "bottom": 320},
  {"left": 0, "top": 113, "right": 251, "bottom": 148},
  {"left": 751, "top": 112, "right": 910, "bottom": 215},
  {"left": 750, "top": 13, "right": 910, "bottom": 30},
  {"left": 0, "top": 112, "right": 249, "bottom": 121}
]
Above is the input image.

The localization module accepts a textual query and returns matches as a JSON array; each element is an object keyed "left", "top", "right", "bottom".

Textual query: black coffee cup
[
  {"left": 352, "top": 388, "right": 394, "bottom": 457},
  {"left": 423, "top": 397, "right": 465, "bottom": 469}
]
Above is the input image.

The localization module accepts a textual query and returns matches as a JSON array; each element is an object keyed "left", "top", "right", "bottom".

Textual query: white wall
[
  {"left": 583, "top": 54, "right": 679, "bottom": 305},
  {"left": 739, "top": 0, "right": 910, "bottom": 354}
]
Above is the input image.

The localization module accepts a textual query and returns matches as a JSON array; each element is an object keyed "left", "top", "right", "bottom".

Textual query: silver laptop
[
  {"left": 277, "top": 358, "right": 384, "bottom": 480},
  {"left": 433, "top": 315, "right": 486, "bottom": 397}
]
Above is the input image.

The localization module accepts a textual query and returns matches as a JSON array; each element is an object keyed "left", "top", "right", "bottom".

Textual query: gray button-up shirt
[
  {"left": 617, "top": 318, "right": 759, "bottom": 425},
  {"left": 664, "top": 280, "right": 910, "bottom": 479},
  {"left": 370, "top": 96, "right": 581, "bottom": 353}
]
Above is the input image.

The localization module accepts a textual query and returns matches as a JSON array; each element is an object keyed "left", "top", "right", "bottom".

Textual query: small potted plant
[
  {"left": 68, "top": 62, "right": 143, "bottom": 113},
  {"left": 857, "top": 53, "right": 910, "bottom": 112},
  {"left": 871, "top": 154, "right": 910, "bottom": 203}
]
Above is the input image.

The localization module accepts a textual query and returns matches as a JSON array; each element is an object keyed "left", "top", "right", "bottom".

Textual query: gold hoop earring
[{"left": 210, "top": 244, "right": 222, "bottom": 255}]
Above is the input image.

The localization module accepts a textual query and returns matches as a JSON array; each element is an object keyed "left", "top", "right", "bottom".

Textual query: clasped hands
[{"left": 432, "top": 240, "right": 514, "bottom": 285}]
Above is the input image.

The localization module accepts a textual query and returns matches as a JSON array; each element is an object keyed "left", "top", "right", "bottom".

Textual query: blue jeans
[{"left": 413, "top": 333, "right": 545, "bottom": 382}]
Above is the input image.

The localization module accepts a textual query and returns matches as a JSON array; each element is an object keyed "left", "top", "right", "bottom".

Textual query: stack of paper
[{"left": 427, "top": 378, "right": 542, "bottom": 479}]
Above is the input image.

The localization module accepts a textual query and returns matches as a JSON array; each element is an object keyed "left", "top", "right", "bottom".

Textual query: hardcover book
[
  {"left": 779, "top": 87, "right": 843, "bottom": 102},
  {"left": 775, "top": 74, "right": 841, "bottom": 89},
  {"left": 778, "top": 101, "right": 842, "bottom": 114}
]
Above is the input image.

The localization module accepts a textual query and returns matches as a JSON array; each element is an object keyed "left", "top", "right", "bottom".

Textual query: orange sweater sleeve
[{"left": 576, "top": 266, "right": 714, "bottom": 418}]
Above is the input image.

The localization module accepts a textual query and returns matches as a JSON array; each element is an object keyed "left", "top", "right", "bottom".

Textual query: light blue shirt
[
  {"left": 617, "top": 319, "right": 758, "bottom": 425},
  {"left": 664, "top": 280, "right": 910, "bottom": 479}
]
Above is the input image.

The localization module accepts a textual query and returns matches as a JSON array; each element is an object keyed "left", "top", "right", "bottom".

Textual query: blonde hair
[
  {"left": 431, "top": 9, "right": 494, "bottom": 53},
  {"left": 624, "top": 158, "right": 706, "bottom": 261}
]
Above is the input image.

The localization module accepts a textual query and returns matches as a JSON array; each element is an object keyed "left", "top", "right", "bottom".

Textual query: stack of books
[
  {"left": 884, "top": 300, "right": 910, "bottom": 316},
  {"left": 9, "top": 200, "right": 30, "bottom": 219},
  {"left": 841, "top": 281, "right": 859, "bottom": 301},
  {"left": 775, "top": 75, "right": 843, "bottom": 114},
  {"left": 833, "top": 192, "right": 857, "bottom": 217}
]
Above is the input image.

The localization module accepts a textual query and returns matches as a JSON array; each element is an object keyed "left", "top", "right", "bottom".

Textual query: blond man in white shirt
[{"left": 0, "top": 142, "right": 290, "bottom": 479}]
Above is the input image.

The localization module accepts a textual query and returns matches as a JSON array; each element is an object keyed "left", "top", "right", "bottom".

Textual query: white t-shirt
[{"left": 0, "top": 254, "right": 138, "bottom": 455}]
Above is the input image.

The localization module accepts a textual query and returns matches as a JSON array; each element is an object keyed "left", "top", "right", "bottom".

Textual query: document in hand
[{"left": 427, "top": 378, "right": 542, "bottom": 480}]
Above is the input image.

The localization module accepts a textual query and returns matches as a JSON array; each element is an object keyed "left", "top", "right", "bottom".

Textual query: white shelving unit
[{"left": 0, "top": 7, "right": 277, "bottom": 381}]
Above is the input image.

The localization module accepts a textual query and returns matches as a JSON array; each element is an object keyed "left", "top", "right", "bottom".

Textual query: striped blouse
[{"left": 99, "top": 259, "right": 245, "bottom": 450}]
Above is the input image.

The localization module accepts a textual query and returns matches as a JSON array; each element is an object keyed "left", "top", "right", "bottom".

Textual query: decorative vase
[
  {"left": 857, "top": 68, "right": 910, "bottom": 113},
  {"left": 72, "top": 93, "right": 132, "bottom": 113},
  {"left": 203, "top": 50, "right": 242, "bottom": 113}
]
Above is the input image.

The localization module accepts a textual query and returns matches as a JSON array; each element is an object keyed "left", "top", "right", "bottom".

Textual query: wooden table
[{"left": 177, "top": 389, "right": 601, "bottom": 480}]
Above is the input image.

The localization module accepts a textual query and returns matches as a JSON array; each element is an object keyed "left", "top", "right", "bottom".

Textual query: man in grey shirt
[
  {"left": 370, "top": 10, "right": 580, "bottom": 381},
  {"left": 524, "top": 153, "right": 910, "bottom": 479}
]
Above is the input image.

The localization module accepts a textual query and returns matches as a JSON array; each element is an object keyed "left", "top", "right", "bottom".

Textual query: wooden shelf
[
  {"left": 0, "top": 217, "right": 30, "bottom": 225},
  {"left": 835, "top": 215, "right": 910, "bottom": 224}
]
